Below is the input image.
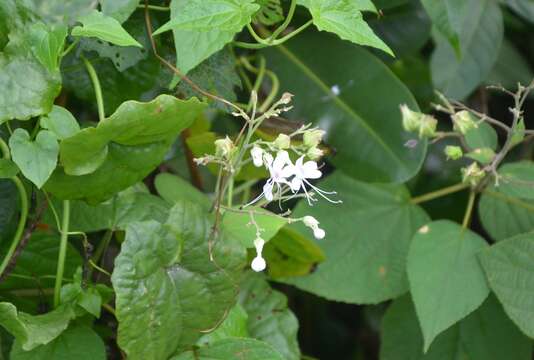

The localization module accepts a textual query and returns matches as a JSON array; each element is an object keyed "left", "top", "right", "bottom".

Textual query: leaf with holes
[{"left": 72, "top": 10, "right": 142, "bottom": 47}]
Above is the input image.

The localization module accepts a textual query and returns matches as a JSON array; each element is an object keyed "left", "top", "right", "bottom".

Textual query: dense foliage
[{"left": 0, "top": 0, "right": 533, "bottom": 359}]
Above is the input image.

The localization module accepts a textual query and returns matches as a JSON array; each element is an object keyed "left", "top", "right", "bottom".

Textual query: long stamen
[{"left": 304, "top": 180, "right": 342, "bottom": 204}]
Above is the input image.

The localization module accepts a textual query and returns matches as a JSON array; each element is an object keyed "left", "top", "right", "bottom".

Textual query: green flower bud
[
  {"left": 214, "top": 136, "right": 235, "bottom": 158},
  {"left": 444, "top": 145, "right": 463, "bottom": 160},
  {"left": 303, "top": 129, "right": 325, "bottom": 148},
  {"left": 461, "top": 162, "right": 485, "bottom": 186},
  {"left": 452, "top": 111, "right": 478, "bottom": 134},
  {"left": 418, "top": 115, "right": 438, "bottom": 138},
  {"left": 307, "top": 146, "right": 324, "bottom": 160},
  {"left": 466, "top": 147, "right": 495, "bottom": 165},
  {"left": 274, "top": 133, "right": 291, "bottom": 149},
  {"left": 400, "top": 104, "right": 422, "bottom": 132}
]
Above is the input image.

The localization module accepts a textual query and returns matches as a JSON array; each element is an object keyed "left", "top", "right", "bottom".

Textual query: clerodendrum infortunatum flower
[
  {"left": 251, "top": 146, "right": 264, "bottom": 167},
  {"left": 289, "top": 156, "right": 340, "bottom": 205},
  {"left": 303, "top": 215, "right": 326, "bottom": 239}
]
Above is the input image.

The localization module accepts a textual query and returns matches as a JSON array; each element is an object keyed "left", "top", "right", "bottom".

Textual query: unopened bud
[
  {"left": 214, "top": 136, "right": 234, "bottom": 158},
  {"left": 307, "top": 146, "right": 324, "bottom": 160},
  {"left": 274, "top": 134, "right": 291, "bottom": 149},
  {"left": 279, "top": 92, "right": 293, "bottom": 105},
  {"left": 400, "top": 104, "right": 422, "bottom": 132},
  {"left": 303, "top": 129, "right": 325, "bottom": 148},
  {"left": 303, "top": 215, "right": 319, "bottom": 228},
  {"left": 250, "top": 146, "right": 264, "bottom": 167},
  {"left": 452, "top": 111, "right": 478, "bottom": 134},
  {"left": 418, "top": 115, "right": 438, "bottom": 138},
  {"left": 444, "top": 145, "right": 463, "bottom": 160},
  {"left": 461, "top": 162, "right": 485, "bottom": 186}
]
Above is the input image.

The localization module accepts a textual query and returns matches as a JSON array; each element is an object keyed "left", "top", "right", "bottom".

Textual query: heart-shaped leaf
[
  {"left": 40, "top": 105, "right": 80, "bottom": 140},
  {"left": 497, "top": 161, "right": 534, "bottom": 200},
  {"left": 9, "top": 129, "right": 58, "bottom": 188},
  {"left": 407, "top": 220, "right": 490, "bottom": 351}
]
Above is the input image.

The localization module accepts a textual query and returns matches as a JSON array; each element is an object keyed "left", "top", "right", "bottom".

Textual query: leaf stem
[
  {"left": 410, "top": 182, "right": 470, "bottom": 205},
  {"left": 270, "top": 0, "right": 297, "bottom": 40},
  {"left": 137, "top": 4, "right": 169, "bottom": 11},
  {"left": 81, "top": 56, "right": 105, "bottom": 122},
  {"left": 462, "top": 191, "right": 476, "bottom": 229},
  {"left": 0, "top": 177, "right": 28, "bottom": 279},
  {"left": 0, "top": 137, "right": 10, "bottom": 159},
  {"left": 234, "top": 20, "right": 313, "bottom": 49},
  {"left": 61, "top": 39, "right": 80, "bottom": 58},
  {"left": 54, "top": 200, "right": 70, "bottom": 307}
]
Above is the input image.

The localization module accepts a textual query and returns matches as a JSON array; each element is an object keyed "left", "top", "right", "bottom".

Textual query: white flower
[
  {"left": 251, "top": 146, "right": 264, "bottom": 167},
  {"left": 288, "top": 156, "right": 340, "bottom": 205},
  {"left": 303, "top": 215, "right": 326, "bottom": 239},
  {"left": 245, "top": 151, "right": 294, "bottom": 206},
  {"left": 251, "top": 237, "right": 266, "bottom": 272}
]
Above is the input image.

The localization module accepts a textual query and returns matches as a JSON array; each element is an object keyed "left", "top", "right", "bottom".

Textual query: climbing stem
[
  {"left": 82, "top": 56, "right": 105, "bottom": 122},
  {"left": 410, "top": 182, "right": 470, "bottom": 205},
  {"left": 54, "top": 200, "right": 70, "bottom": 307},
  {"left": 0, "top": 177, "right": 28, "bottom": 279}
]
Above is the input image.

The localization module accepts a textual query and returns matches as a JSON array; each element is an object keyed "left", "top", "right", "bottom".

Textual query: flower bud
[
  {"left": 452, "top": 111, "right": 478, "bottom": 134},
  {"left": 303, "top": 129, "right": 325, "bottom": 148},
  {"left": 274, "top": 134, "right": 291, "bottom": 149},
  {"left": 313, "top": 228, "right": 326, "bottom": 240},
  {"left": 418, "top": 115, "right": 438, "bottom": 138},
  {"left": 307, "top": 146, "right": 324, "bottom": 160},
  {"left": 214, "top": 136, "right": 234, "bottom": 158},
  {"left": 279, "top": 92, "right": 293, "bottom": 105},
  {"left": 250, "top": 146, "right": 264, "bottom": 167},
  {"left": 461, "top": 162, "right": 485, "bottom": 186},
  {"left": 303, "top": 215, "right": 319, "bottom": 228},
  {"left": 251, "top": 256, "right": 266, "bottom": 272},
  {"left": 444, "top": 145, "right": 463, "bottom": 160},
  {"left": 400, "top": 104, "right": 422, "bottom": 132},
  {"left": 466, "top": 147, "right": 495, "bottom": 165}
]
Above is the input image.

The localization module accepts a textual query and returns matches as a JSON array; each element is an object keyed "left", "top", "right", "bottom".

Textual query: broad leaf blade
[
  {"left": 263, "top": 31, "right": 426, "bottom": 183},
  {"left": 71, "top": 10, "right": 142, "bottom": 47},
  {"left": 479, "top": 232, "right": 534, "bottom": 338},
  {"left": 407, "top": 220, "right": 490, "bottom": 351},
  {"left": 40, "top": 105, "right": 80, "bottom": 140},
  {"left": 421, "top": 0, "right": 465, "bottom": 55},
  {"left": 171, "top": 338, "right": 284, "bottom": 360},
  {"left": 497, "top": 161, "right": 534, "bottom": 200},
  {"left": 281, "top": 171, "right": 429, "bottom": 304}
]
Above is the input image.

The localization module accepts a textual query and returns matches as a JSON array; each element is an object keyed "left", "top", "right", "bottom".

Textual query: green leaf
[
  {"left": 0, "top": 232, "right": 82, "bottom": 291},
  {"left": 479, "top": 232, "right": 534, "bottom": 338},
  {"left": 407, "top": 220, "right": 490, "bottom": 351},
  {"left": 497, "top": 161, "right": 534, "bottom": 200},
  {"left": 421, "top": 0, "right": 466, "bottom": 56},
  {"left": 30, "top": 0, "right": 96, "bottom": 25},
  {"left": 263, "top": 227, "right": 326, "bottom": 279},
  {"left": 45, "top": 96, "right": 205, "bottom": 203},
  {"left": 505, "top": 0, "right": 534, "bottom": 24},
  {"left": 239, "top": 273, "right": 300, "bottom": 360},
  {"left": 222, "top": 209, "right": 287, "bottom": 248},
  {"left": 464, "top": 121, "right": 498, "bottom": 150},
  {"left": 198, "top": 304, "right": 249, "bottom": 344},
  {"left": 79, "top": 37, "right": 147, "bottom": 72},
  {"left": 71, "top": 10, "right": 142, "bottom": 47},
  {"left": 155, "top": 173, "right": 210, "bottom": 208},
  {"left": 0, "top": 303, "right": 75, "bottom": 351},
  {"left": 430, "top": 0, "right": 503, "bottom": 99},
  {"left": 40, "top": 105, "right": 80, "bottom": 140},
  {"left": 111, "top": 202, "right": 246, "bottom": 359},
  {"left": 465, "top": 147, "right": 495, "bottom": 164},
  {"left": 0, "top": 180, "right": 18, "bottom": 240},
  {"left": 0, "top": 160, "right": 18, "bottom": 179},
  {"left": 297, "top": 0, "right": 393, "bottom": 56},
  {"left": 100, "top": 0, "right": 140, "bottom": 23},
  {"left": 10, "top": 325, "right": 106, "bottom": 360},
  {"left": 171, "top": 338, "right": 284, "bottom": 360},
  {"left": 26, "top": 23, "right": 68, "bottom": 72},
  {"left": 157, "top": 0, "right": 259, "bottom": 76},
  {"left": 479, "top": 188, "right": 534, "bottom": 242},
  {"left": 380, "top": 294, "right": 531, "bottom": 360},
  {"left": 9, "top": 129, "right": 58, "bottom": 188},
  {"left": 487, "top": 39, "right": 534, "bottom": 89},
  {"left": 59, "top": 95, "right": 203, "bottom": 175},
  {"left": 281, "top": 172, "right": 429, "bottom": 304},
  {"left": 263, "top": 31, "right": 426, "bottom": 183}
]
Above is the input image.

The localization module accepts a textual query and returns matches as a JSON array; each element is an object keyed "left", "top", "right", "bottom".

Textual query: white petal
[
  {"left": 251, "top": 256, "right": 266, "bottom": 272},
  {"left": 263, "top": 153, "right": 274, "bottom": 167},
  {"left": 302, "top": 161, "right": 322, "bottom": 179},
  {"left": 273, "top": 150, "right": 290, "bottom": 170},
  {"left": 251, "top": 146, "right": 263, "bottom": 167},
  {"left": 263, "top": 181, "right": 274, "bottom": 201},
  {"left": 290, "top": 177, "right": 302, "bottom": 192},
  {"left": 280, "top": 164, "right": 296, "bottom": 179}
]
